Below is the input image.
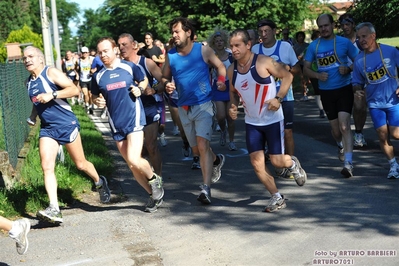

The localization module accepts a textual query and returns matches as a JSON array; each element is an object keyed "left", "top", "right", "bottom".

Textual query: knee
[{"left": 75, "top": 160, "right": 88, "bottom": 171}]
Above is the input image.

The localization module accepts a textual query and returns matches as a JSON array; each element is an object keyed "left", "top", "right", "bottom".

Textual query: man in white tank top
[{"left": 227, "top": 29, "right": 307, "bottom": 212}]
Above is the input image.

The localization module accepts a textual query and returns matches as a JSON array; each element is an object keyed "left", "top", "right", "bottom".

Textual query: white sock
[{"left": 273, "top": 192, "right": 282, "bottom": 198}]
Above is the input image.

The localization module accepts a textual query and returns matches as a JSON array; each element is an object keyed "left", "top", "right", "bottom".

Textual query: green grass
[
  {"left": 378, "top": 37, "right": 399, "bottom": 47},
  {"left": 0, "top": 105, "right": 113, "bottom": 218}
]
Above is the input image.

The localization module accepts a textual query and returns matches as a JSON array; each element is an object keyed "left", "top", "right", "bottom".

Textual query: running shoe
[
  {"left": 8, "top": 218, "right": 31, "bottom": 255},
  {"left": 191, "top": 156, "right": 201, "bottom": 170},
  {"left": 263, "top": 195, "right": 286, "bottom": 212},
  {"left": 100, "top": 108, "right": 107, "bottom": 119},
  {"left": 338, "top": 146, "right": 344, "bottom": 162},
  {"left": 182, "top": 142, "right": 191, "bottom": 157},
  {"left": 354, "top": 133, "right": 367, "bottom": 147},
  {"left": 26, "top": 118, "right": 36, "bottom": 126},
  {"left": 144, "top": 196, "right": 163, "bottom": 213},
  {"left": 148, "top": 174, "right": 164, "bottom": 201},
  {"left": 299, "top": 95, "right": 308, "bottom": 101},
  {"left": 288, "top": 156, "right": 307, "bottom": 186},
  {"left": 56, "top": 145, "right": 65, "bottom": 163},
  {"left": 275, "top": 168, "right": 293, "bottom": 179},
  {"left": 197, "top": 184, "right": 211, "bottom": 204},
  {"left": 97, "top": 175, "right": 111, "bottom": 203},
  {"left": 159, "top": 133, "right": 167, "bottom": 147},
  {"left": 172, "top": 126, "right": 180, "bottom": 136},
  {"left": 37, "top": 205, "right": 63, "bottom": 224},
  {"left": 211, "top": 154, "right": 225, "bottom": 183},
  {"left": 228, "top": 141, "right": 237, "bottom": 151},
  {"left": 387, "top": 166, "right": 399, "bottom": 179},
  {"left": 341, "top": 161, "right": 354, "bottom": 178}
]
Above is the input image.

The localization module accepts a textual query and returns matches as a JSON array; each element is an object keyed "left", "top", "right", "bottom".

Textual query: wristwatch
[
  {"left": 274, "top": 96, "right": 283, "bottom": 103},
  {"left": 52, "top": 91, "right": 58, "bottom": 99}
]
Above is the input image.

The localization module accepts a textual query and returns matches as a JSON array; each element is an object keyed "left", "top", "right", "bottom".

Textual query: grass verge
[{"left": 0, "top": 105, "right": 113, "bottom": 218}]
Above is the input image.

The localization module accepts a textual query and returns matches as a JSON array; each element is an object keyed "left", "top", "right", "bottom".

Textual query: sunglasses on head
[{"left": 340, "top": 18, "right": 354, "bottom": 24}]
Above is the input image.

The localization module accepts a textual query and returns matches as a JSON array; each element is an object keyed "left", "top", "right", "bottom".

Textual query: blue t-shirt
[
  {"left": 352, "top": 44, "right": 399, "bottom": 108},
  {"left": 91, "top": 59, "right": 146, "bottom": 132},
  {"left": 305, "top": 35, "right": 359, "bottom": 90},
  {"left": 168, "top": 42, "right": 212, "bottom": 106},
  {"left": 91, "top": 56, "right": 104, "bottom": 72}
]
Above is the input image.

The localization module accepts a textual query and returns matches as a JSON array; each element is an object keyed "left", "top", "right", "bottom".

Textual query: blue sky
[{"left": 68, "top": 0, "right": 105, "bottom": 35}]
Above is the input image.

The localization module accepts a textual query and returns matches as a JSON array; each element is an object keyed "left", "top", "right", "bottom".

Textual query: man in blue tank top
[
  {"left": 162, "top": 17, "right": 226, "bottom": 204},
  {"left": 23, "top": 46, "right": 111, "bottom": 224},
  {"left": 352, "top": 22, "right": 399, "bottom": 179},
  {"left": 91, "top": 37, "right": 165, "bottom": 213},
  {"left": 304, "top": 14, "right": 359, "bottom": 178}
]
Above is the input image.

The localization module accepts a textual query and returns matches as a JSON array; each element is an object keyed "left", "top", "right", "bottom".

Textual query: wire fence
[{"left": 0, "top": 60, "right": 32, "bottom": 168}]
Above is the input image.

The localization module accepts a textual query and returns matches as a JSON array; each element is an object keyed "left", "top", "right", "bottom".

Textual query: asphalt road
[{"left": 1, "top": 94, "right": 399, "bottom": 266}]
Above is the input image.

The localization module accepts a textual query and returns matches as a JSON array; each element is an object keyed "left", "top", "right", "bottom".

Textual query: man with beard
[
  {"left": 303, "top": 14, "right": 359, "bottom": 178},
  {"left": 162, "top": 17, "right": 226, "bottom": 204}
]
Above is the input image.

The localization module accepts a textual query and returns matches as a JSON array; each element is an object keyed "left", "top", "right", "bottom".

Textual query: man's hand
[
  {"left": 265, "top": 98, "right": 281, "bottom": 111},
  {"left": 94, "top": 94, "right": 106, "bottom": 108},
  {"left": 339, "top": 65, "right": 350, "bottom": 75},
  {"left": 130, "top": 86, "right": 142, "bottom": 98},
  {"left": 318, "top": 72, "right": 329, "bottom": 81},
  {"left": 216, "top": 81, "right": 226, "bottom": 91},
  {"left": 165, "top": 81, "right": 176, "bottom": 94}
]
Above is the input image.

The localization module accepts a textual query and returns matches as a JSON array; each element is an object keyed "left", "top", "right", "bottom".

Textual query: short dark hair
[
  {"left": 295, "top": 31, "right": 305, "bottom": 40},
  {"left": 144, "top": 32, "right": 153, "bottom": 39},
  {"left": 169, "top": 17, "right": 196, "bottom": 41},
  {"left": 230, "top": 29, "right": 251, "bottom": 45},
  {"left": 257, "top": 19, "right": 277, "bottom": 30},
  {"left": 316, "top": 14, "right": 334, "bottom": 25}
]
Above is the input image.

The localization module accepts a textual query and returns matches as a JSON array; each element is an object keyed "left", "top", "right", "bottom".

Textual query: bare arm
[
  {"left": 303, "top": 60, "right": 328, "bottom": 81},
  {"left": 227, "top": 64, "right": 239, "bottom": 120},
  {"left": 161, "top": 54, "right": 176, "bottom": 94},
  {"left": 44, "top": 67, "right": 79, "bottom": 100},
  {"left": 267, "top": 58, "right": 293, "bottom": 99},
  {"left": 146, "top": 58, "right": 164, "bottom": 94}
]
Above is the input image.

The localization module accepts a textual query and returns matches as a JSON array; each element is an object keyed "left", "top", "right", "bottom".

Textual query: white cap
[{"left": 81, "top": 46, "right": 89, "bottom": 53}]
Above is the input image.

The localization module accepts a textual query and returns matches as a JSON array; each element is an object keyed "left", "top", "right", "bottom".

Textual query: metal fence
[{"left": 0, "top": 60, "right": 32, "bottom": 168}]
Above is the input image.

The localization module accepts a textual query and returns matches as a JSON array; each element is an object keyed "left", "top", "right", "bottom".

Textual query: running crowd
[{"left": 3, "top": 12, "right": 399, "bottom": 255}]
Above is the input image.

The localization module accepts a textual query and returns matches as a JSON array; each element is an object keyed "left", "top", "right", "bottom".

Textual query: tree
[
  {"left": 0, "top": 0, "right": 32, "bottom": 42},
  {"left": 0, "top": 25, "right": 43, "bottom": 63},
  {"left": 27, "top": 0, "right": 80, "bottom": 56},
  {"left": 84, "top": 0, "right": 319, "bottom": 44},
  {"left": 350, "top": 0, "right": 399, "bottom": 38},
  {"left": 77, "top": 8, "right": 112, "bottom": 50}
]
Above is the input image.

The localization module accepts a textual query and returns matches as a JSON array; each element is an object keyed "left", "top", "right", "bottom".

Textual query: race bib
[
  {"left": 317, "top": 50, "right": 340, "bottom": 70},
  {"left": 366, "top": 62, "right": 389, "bottom": 84}
]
